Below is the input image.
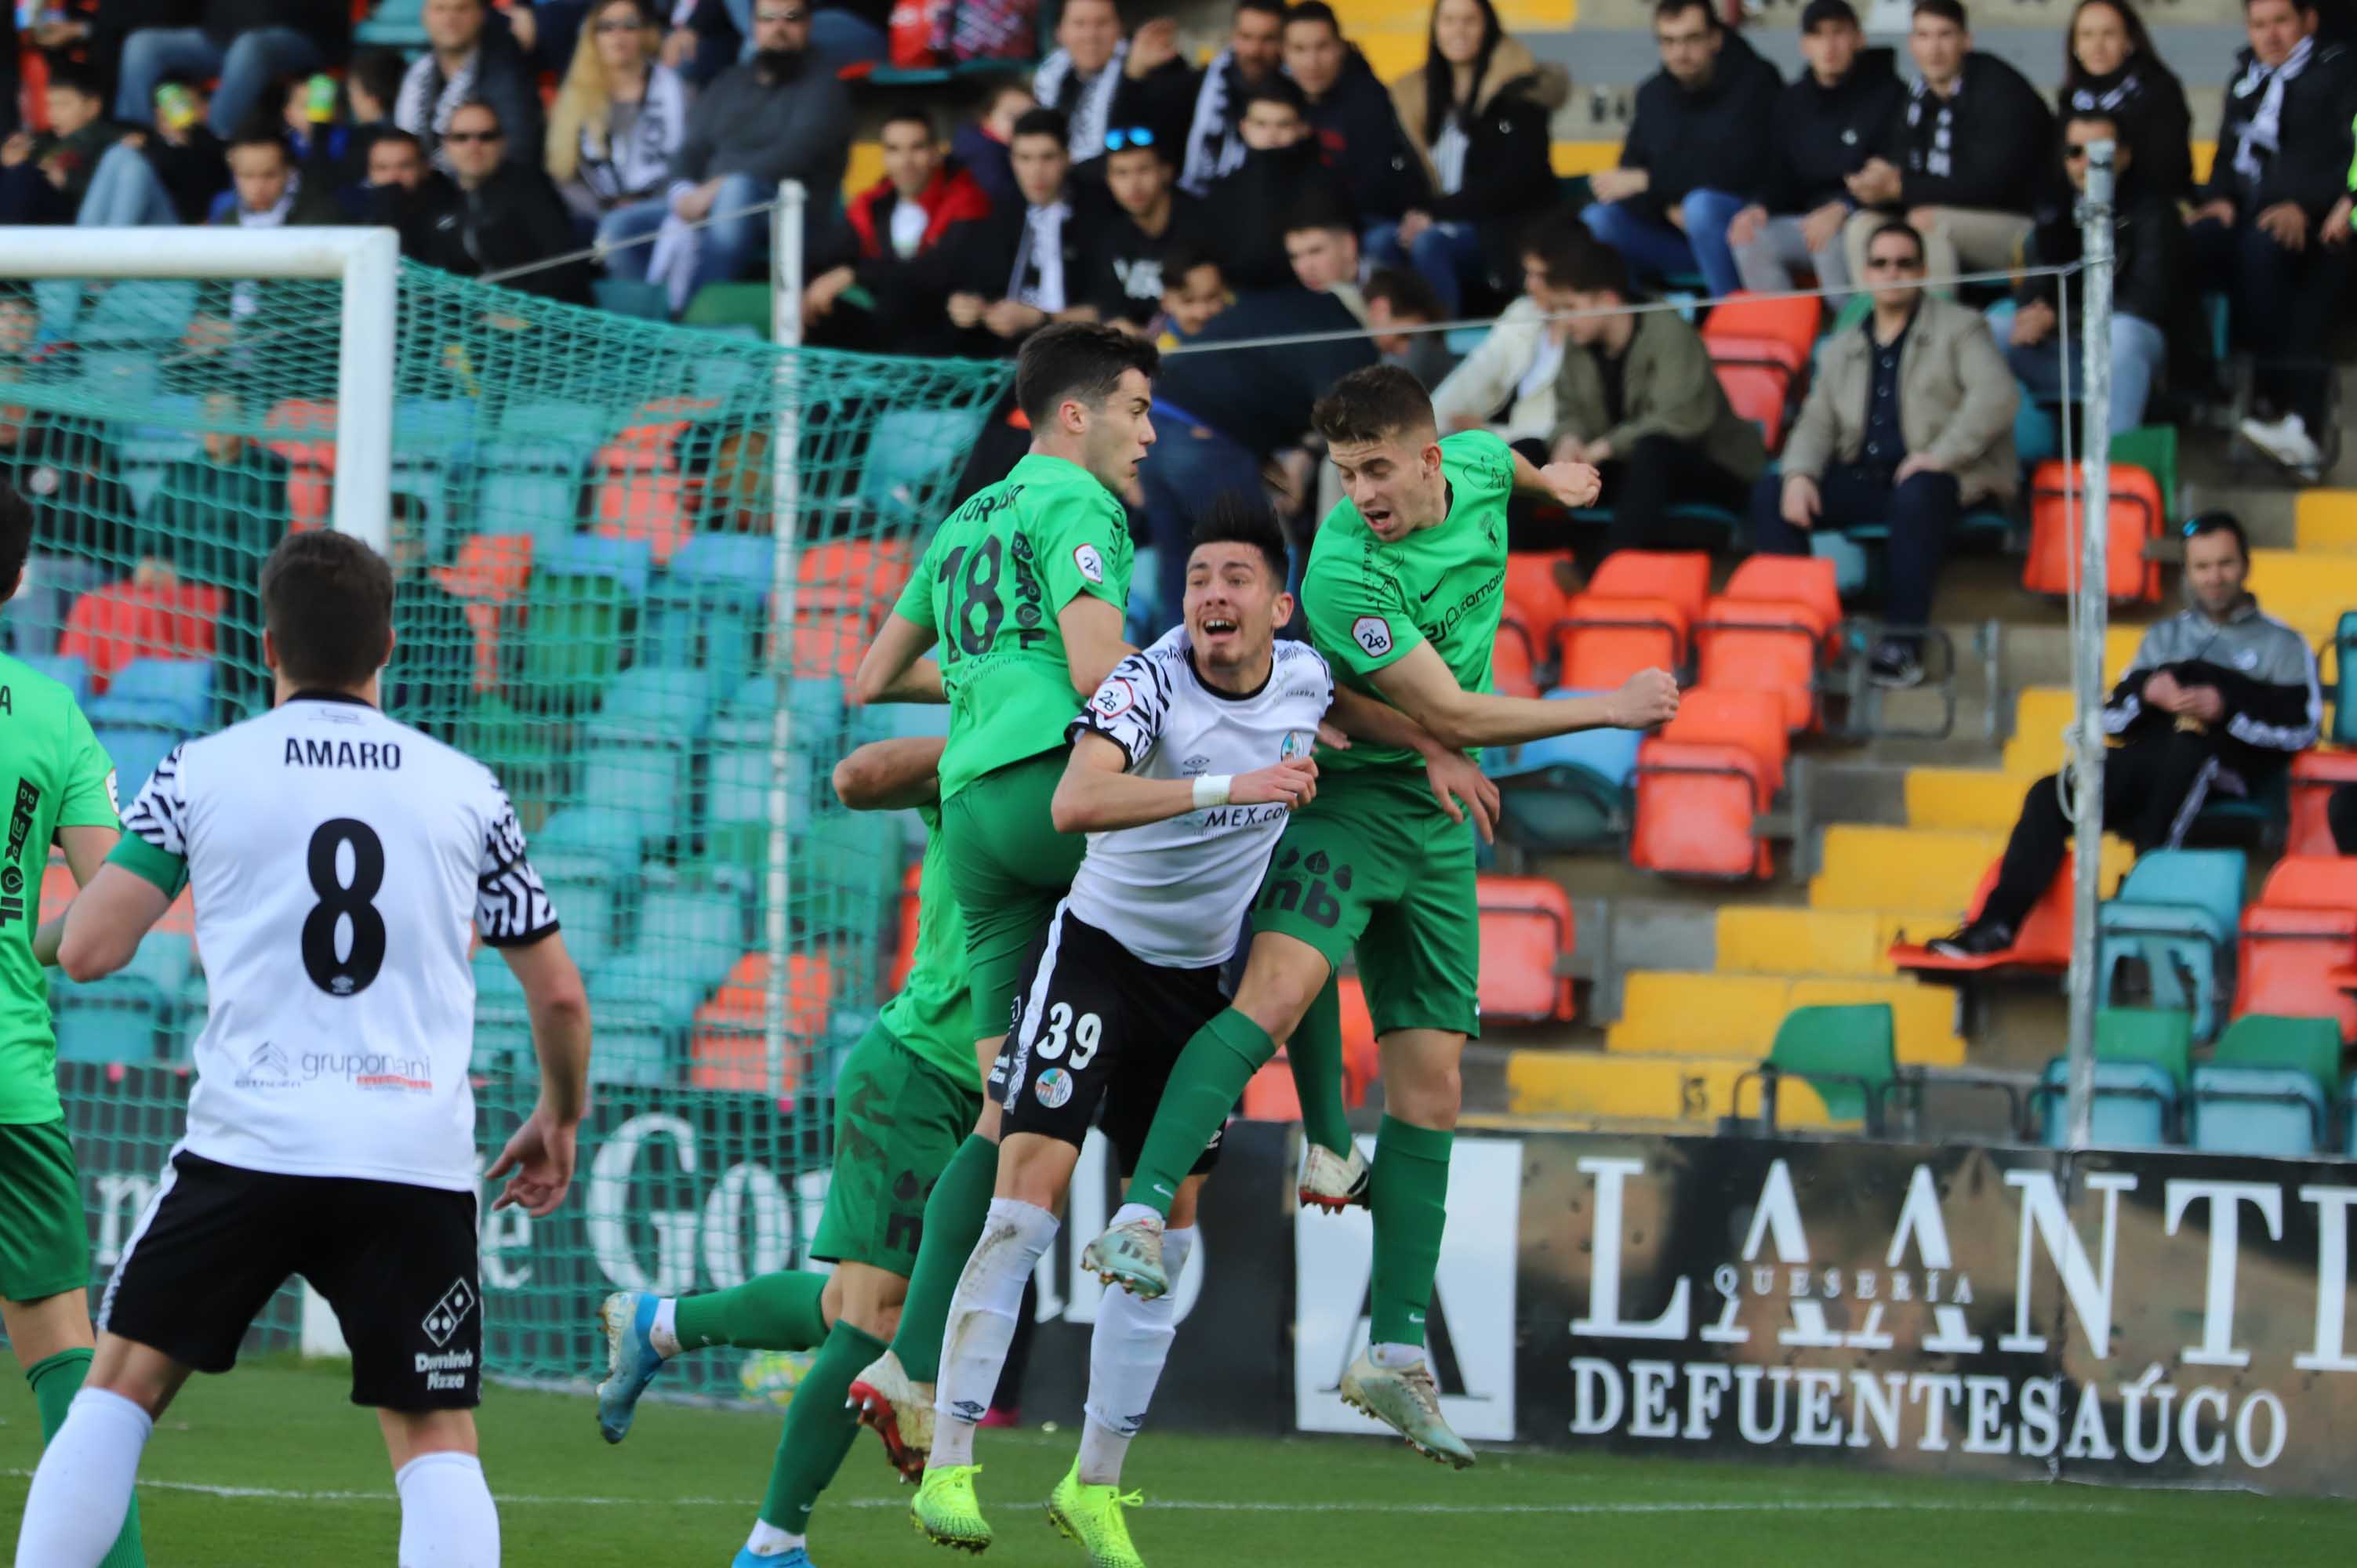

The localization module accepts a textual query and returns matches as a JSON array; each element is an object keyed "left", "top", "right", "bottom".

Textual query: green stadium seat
[
  {"left": 1766, "top": 1004, "right": 1898, "bottom": 1125},
  {"left": 2210, "top": 1013, "right": 2342, "bottom": 1096},
  {"left": 787, "top": 808, "right": 899, "bottom": 940},
  {"left": 682, "top": 283, "right": 772, "bottom": 332},
  {"left": 593, "top": 279, "right": 671, "bottom": 321},
  {"left": 519, "top": 539, "right": 652, "bottom": 714},
  {"left": 2094, "top": 1005, "right": 2194, "bottom": 1091},
  {"left": 2109, "top": 426, "right": 2179, "bottom": 524}
]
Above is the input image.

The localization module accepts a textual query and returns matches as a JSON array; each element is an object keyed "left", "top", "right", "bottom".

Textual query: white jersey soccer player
[{"left": 13, "top": 532, "right": 590, "bottom": 1568}]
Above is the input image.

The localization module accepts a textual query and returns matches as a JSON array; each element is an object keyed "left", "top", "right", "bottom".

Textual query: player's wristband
[{"left": 1193, "top": 774, "right": 1233, "bottom": 809}]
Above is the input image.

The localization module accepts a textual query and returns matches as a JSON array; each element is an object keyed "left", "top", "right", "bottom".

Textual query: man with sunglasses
[
  {"left": 1933, "top": 512, "right": 2322, "bottom": 958},
  {"left": 1747, "top": 218, "right": 2017, "bottom": 689},
  {"left": 394, "top": 0, "right": 541, "bottom": 174},
  {"left": 1080, "top": 124, "right": 1206, "bottom": 329},
  {"left": 405, "top": 100, "right": 592, "bottom": 306}
]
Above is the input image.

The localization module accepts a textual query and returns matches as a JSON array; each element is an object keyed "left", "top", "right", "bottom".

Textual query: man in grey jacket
[
  {"left": 1933, "top": 513, "right": 2322, "bottom": 957},
  {"left": 597, "top": 0, "right": 851, "bottom": 303},
  {"left": 1749, "top": 218, "right": 2015, "bottom": 687}
]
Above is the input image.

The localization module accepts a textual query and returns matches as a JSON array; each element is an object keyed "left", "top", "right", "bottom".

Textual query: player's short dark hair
[
  {"left": 1913, "top": 0, "right": 1967, "bottom": 26},
  {"left": 1015, "top": 323, "right": 1160, "bottom": 429},
  {"left": 261, "top": 530, "right": 395, "bottom": 691},
  {"left": 1313, "top": 363, "right": 1437, "bottom": 448},
  {"left": 0, "top": 483, "right": 31, "bottom": 604},
  {"left": 1240, "top": 75, "right": 1309, "bottom": 117},
  {"left": 1190, "top": 495, "right": 1291, "bottom": 586},
  {"left": 348, "top": 47, "right": 410, "bottom": 110},
  {"left": 1865, "top": 218, "right": 1926, "bottom": 263},
  {"left": 1284, "top": 0, "right": 1342, "bottom": 35},
  {"left": 881, "top": 105, "right": 938, "bottom": 140},
  {"left": 1364, "top": 266, "right": 1444, "bottom": 322},
  {"left": 2183, "top": 510, "right": 2250, "bottom": 561},
  {"left": 45, "top": 62, "right": 102, "bottom": 101},
  {"left": 1011, "top": 105, "right": 1070, "bottom": 150}
]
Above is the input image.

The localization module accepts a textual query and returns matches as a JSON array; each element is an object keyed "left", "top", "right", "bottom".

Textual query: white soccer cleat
[
  {"left": 2239, "top": 412, "right": 2323, "bottom": 474},
  {"left": 848, "top": 1348, "right": 935, "bottom": 1483},
  {"left": 1298, "top": 1142, "right": 1370, "bottom": 1211},
  {"left": 1339, "top": 1351, "right": 1476, "bottom": 1470}
]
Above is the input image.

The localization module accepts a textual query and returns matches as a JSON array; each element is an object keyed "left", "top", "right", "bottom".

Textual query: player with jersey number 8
[{"left": 1084, "top": 365, "right": 1680, "bottom": 1470}]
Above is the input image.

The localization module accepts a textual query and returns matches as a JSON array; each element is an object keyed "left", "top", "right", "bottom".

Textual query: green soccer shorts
[
  {"left": 1252, "top": 768, "right": 1483, "bottom": 1040},
  {"left": 812, "top": 1021, "right": 985, "bottom": 1278},
  {"left": 940, "top": 746, "right": 1086, "bottom": 1040},
  {"left": 0, "top": 1120, "right": 91, "bottom": 1303}
]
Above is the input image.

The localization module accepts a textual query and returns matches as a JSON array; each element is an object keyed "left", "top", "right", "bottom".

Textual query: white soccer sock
[
  {"left": 395, "top": 1450, "right": 501, "bottom": 1567},
  {"left": 743, "top": 1520, "right": 806, "bottom": 1556},
  {"left": 1078, "top": 1225, "right": 1195, "bottom": 1486},
  {"left": 650, "top": 1298, "right": 681, "bottom": 1359},
  {"left": 13, "top": 1388, "right": 151, "bottom": 1568},
  {"left": 930, "top": 1197, "right": 1059, "bottom": 1469},
  {"left": 1109, "top": 1202, "right": 1164, "bottom": 1232},
  {"left": 1369, "top": 1341, "right": 1425, "bottom": 1370}
]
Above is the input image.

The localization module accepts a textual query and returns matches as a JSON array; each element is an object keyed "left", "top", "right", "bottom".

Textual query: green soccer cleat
[
  {"left": 1046, "top": 1461, "right": 1146, "bottom": 1568},
  {"left": 1080, "top": 1218, "right": 1167, "bottom": 1300},
  {"left": 911, "top": 1463, "right": 993, "bottom": 1553},
  {"left": 1339, "top": 1351, "right": 1476, "bottom": 1470}
]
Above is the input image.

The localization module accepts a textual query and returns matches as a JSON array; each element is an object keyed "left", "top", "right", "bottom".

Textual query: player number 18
[{"left": 1037, "top": 1002, "right": 1101, "bottom": 1069}]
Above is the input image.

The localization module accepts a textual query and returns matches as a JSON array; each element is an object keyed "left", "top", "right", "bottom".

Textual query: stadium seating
[
  {"left": 2094, "top": 848, "right": 2246, "bottom": 1040},
  {"left": 1694, "top": 555, "right": 1839, "bottom": 732},
  {"left": 2191, "top": 1065, "right": 2330, "bottom": 1155},
  {"left": 2234, "top": 855, "right": 2357, "bottom": 1040},
  {"left": 20, "top": 654, "right": 91, "bottom": 706},
  {"left": 2094, "top": 1004, "right": 2195, "bottom": 1089},
  {"left": 2035, "top": 1057, "right": 2177, "bottom": 1149},
  {"left": 2287, "top": 751, "right": 2357, "bottom": 855},
  {"left": 1502, "top": 551, "right": 1574, "bottom": 655},
  {"left": 54, "top": 931, "right": 194, "bottom": 1065},
  {"left": 89, "top": 658, "right": 211, "bottom": 732},
  {"left": 60, "top": 583, "right": 220, "bottom": 692},
  {"left": 1630, "top": 688, "right": 1788, "bottom": 878},
  {"left": 1763, "top": 1004, "right": 1896, "bottom": 1126},
  {"left": 1492, "top": 688, "right": 1640, "bottom": 850},
  {"left": 689, "top": 951, "right": 836, "bottom": 1093},
  {"left": 521, "top": 536, "right": 653, "bottom": 713},
  {"left": 583, "top": 666, "right": 718, "bottom": 844},
  {"left": 1699, "top": 291, "right": 1822, "bottom": 452},
  {"left": 1474, "top": 875, "right": 1576, "bottom": 1022},
  {"left": 2330, "top": 609, "right": 2355, "bottom": 746},
  {"left": 1557, "top": 550, "right": 1711, "bottom": 688},
  {"left": 2023, "top": 461, "right": 2166, "bottom": 603}
]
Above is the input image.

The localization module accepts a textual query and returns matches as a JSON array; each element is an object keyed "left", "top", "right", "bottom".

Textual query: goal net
[{"left": 12, "top": 245, "right": 1008, "bottom": 1400}]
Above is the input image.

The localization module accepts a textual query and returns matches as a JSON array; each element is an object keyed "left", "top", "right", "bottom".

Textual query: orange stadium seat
[
  {"left": 264, "top": 398, "right": 338, "bottom": 529},
  {"left": 1476, "top": 875, "right": 1576, "bottom": 1022},
  {"left": 1701, "top": 290, "right": 1825, "bottom": 363},
  {"left": 2236, "top": 856, "right": 2357, "bottom": 1040},
  {"left": 1892, "top": 858, "right": 2079, "bottom": 972},
  {"left": 1589, "top": 549, "right": 1712, "bottom": 625},
  {"left": 1503, "top": 550, "right": 1575, "bottom": 641},
  {"left": 891, "top": 860, "right": 922, "bottom": 992},
  {"left": 2024, "top": 462, "right": 2165, "bottom": 604},
  {"left": 1559, "top": 595, "right": 1688, "bottom": 688},
  {"left": 2288, "top": 752, "right": 2357, "bottom": 856},
  {"left": 1241, "top": 1056, "right": 1304, "bottom": 1120},
  {"left": 1695, "top": 557, "right": 1839, "bottom": 733},
  {"left": 60, "top": 583, "right": 220, "bottom": 691},
  {"left": 591, "top": 470, "right": 696, "bottom": 564},
  {"left": 437, "top": 534, "right": 534, "bottom": 693},
  {"left": 689, "top": 951, "right": 835, "bottom": 1093},
  {"left": 799, "top": 539, "right": 918, "bottom": 613},
  {"left": 1491, "top": 624, "right": 1541, "bottom": 698},
  {"left": 1338, "top": 976, "right": 1378, "bottom": 1107},
  {"left": 795, "top": 605, "right": 874, "bottom": 680},
  {"left": 1701, "top": 292, "right": 1822, "bottom": 452},
  {"left": 1630, "top": 689, "right": 1789, "bottom": 878}
]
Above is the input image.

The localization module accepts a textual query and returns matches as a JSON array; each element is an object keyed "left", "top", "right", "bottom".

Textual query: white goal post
[{"left": 0, "top": 226, "right": 400, "bottom": 551}]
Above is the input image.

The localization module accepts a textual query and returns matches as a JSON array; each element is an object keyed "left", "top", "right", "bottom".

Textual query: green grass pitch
[{"left": 2, "top": 1360, "right": 2352, "bottom": 1566}]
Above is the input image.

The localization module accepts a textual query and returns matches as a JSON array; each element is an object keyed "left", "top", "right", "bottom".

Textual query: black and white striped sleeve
[
  {"left": 121, "top": 743, "right": 190, "bottom": 855},
  {"left": 475, "top": 786, "right": 560, "bottom": 947},
  {"left": 1069, "top": 650, "right": 1174, "bottom": 770}
]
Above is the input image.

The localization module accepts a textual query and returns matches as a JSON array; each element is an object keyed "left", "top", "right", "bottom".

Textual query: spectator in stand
[
  {"left": 1377, "top": 0, "right": 1564, "bottom": 317},
  {"left": 1284, "top": 2, "right": 1430, "bottom": 230},
  {"left": 396, "top": 0, "right": 546, "bottom": 173},
  {"left": 1543, "top": 239, "right": 1764, "bottom": 555},
  {"left": 75, "top": 72, "right": 227, "bottom": 228},
  {"left": 1933, "top": 513, "right": 2320, "bottom": 957},
  {"left": 1111, "top": 0, "right": 1285, "bottom": 195},
  {"left": 2195, "top": 0, "right": 2355, "bottom": 474},
  {"left": 1750, "top": 220, "right": 2016, "bottom": 688},
  {"left": 133, "top": 393, "right": 288, "bottom": 722},
  {"left": 0, "top": 387, "right": 133, "bottom": 655},
  {"left": 1080, "top": 124, "right": 1204, "bottom": 330},
  {"left": 114, "top": 2, "right": 350, "bottom": 140},
  {"left": 1364, "top": 266, "right": 1455, "bottom": 387},
  {"left": 1727, "top": 0, "right": 1904, "bottom": 299},
  {"left": 1203, "top": 76, "right": 1335, "bottom": 292},
  {"left": 405, "top": 101, "right": 596, "bottom": 306},
  {"left": 802, "top": 107, "right": 990, "bottom": 348},
  {"left": 1582, "top": 0, "right": 1779, "bottom": 299},
  {"left": 955, "top": 81, "right": 1036, "bottom": 211},
  {"left": 1033, "top": 0, "right": 1188, "bottom": 170},
  {"left": 209, "top": 129, "right": 343, "bottom": 229},
  {"left": 277, "top": 71, "right": 365, "bottom": 207},
  {"left": 357, "top": 129, "right": 455, "bottom": 245},
  {"left": 2007, "top": 113, "right": 2184, "bottom": 434},
  {"left": 907, "top": 107, "right": 1093, "bottom": 357},
  {"left": 0, "top": 64, "right": 136, "bottom": 223},
  {"left": 2060, "top": 0, "right": 2193, "bottom": 199},
  {"left": 547, "top": 0, "right": 692, "bottom": 230},
  {"left": 597, "top": 0, "right": 852, "bottom": 306},
  {"left": 1841, "top": 0, "right": 2052, "bottom": 289},
  {"left": 1433, "top": 208, "right": 1585, "bottom": 447},
  {"left": 1156, "top": 238, "right": 1229, "bottom": 346},
  {"left": 343, "top": 45, "right": 409, "bottom": 147}
]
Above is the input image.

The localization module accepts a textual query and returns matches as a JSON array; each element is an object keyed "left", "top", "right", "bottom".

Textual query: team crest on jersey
[
  {"left": 1074, "top": 543, "right": 1106, "bottom": 584},
  {"left": 1091, "top": 679, "right": 1135, "bottom": 719},
  {"left": 1352, "top": 616, "right": 1394, "bottom": 658},
  {"left": 1280, "top": 731, "right": 1308, "bottom": 761},
  {"left": 1034, "top": 1067, "right": 1074, "bottom": 1109}
]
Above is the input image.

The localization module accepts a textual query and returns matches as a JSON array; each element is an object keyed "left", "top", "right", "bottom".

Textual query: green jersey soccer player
[
  {"left": 1082, "top": 365, "right": 1679, "bottom": 1467},
  {"left": 0, "top": 483, "right": 145, "bottom": 1568},
  {"left": 593, "top": 735, "right": 981, "bottom": 1568}
]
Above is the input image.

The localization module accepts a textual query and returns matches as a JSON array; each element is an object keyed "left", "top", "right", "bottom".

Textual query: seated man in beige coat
[
  {"left": 1749, "top": 218, "right": 2017, "bottom": 688},
  {"left": 1542, "top": 237, "right": 1766, "bottom": 557}
]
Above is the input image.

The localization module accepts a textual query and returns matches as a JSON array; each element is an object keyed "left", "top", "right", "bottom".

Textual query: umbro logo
[{"left": 1182, "top": 754, "right": 1211, "bottom": 775}]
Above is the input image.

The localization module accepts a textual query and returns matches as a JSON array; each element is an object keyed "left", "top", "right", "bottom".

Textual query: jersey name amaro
[
  {"left": 116, "top": 695, "right": 557, "bottom": 1192},
  {"left": 1065, "top": 629, "right": 1334, "bottom": 968}
]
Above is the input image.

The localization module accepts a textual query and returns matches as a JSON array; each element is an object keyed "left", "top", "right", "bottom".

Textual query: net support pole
[
  {"left": 2064, "top": 140, "right": 2117, "bottom": 1152},
  {"left": 764, "top": 181, "right": 808, "bottom": 1111}
]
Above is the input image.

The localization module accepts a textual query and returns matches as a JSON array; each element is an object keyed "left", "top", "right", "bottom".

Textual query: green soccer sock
[
  {"left": 1119, "top": 1007, "right": 1276, "bottom": 1215},
  {"left": 1367, "top": 1115, "right": 1454, "bottom": 1350},
  {"left": 27, "top": 1348, "right": 147, "bottom": 1568},
  {"left": 1287, "top": 976, "right": 1354, "bottom": 1158},
  {"left": 674, "top": 1271, "right": 830, "bottom": 1354},
  {"left": 889, "top": 1131, "right": 999, "bottom": 1384},
  {"left": 758, "top": 1319, "right": 888, "bottom": 1537}
]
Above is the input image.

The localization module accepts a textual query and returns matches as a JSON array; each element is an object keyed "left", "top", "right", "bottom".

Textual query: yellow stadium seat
[
  {"left": 843, "top": 141, "right": 883, "bottom": 201},
  {"left": 1505, "top": 1049, "right": 1831, "bottom": 1125},
  {"left": 2105, "top": 624, "right": 2146, "bottom": 684},
  {"left": 1607, "top": 971, "right": 1790, "bottom": 1054},
  {"left": 1716, "top": 906, "right": 1892, "bottom": 976},
  {"left": 2192, "top": 140, "right": 2215, "bottom": 184},
  {"left": 1809, "top": 826, "right": 2004, "bottom": 913},
  {"left": 1786, "top": 978, "right": 1966, "bottom": 1066},
  {"left": 1905, "top": 767, "right": 2027, "bottom": 833},
  {"left": 2295, "top": 489, "right": 2357, "bottom": 552},
  {"left": 1552, "top": 140, "right": 1621, "bottom": 176},
  {"left": 2247, "top": 548, "right": 2357, "bottom": 609},
  {"left": 2003, "top": 686, "right": 2074, "bottom": 776}
]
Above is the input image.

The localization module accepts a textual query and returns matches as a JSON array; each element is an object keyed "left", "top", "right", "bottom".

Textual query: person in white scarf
[
  {"left": 1105, "top": 0, "right": 1286, "bottom": 196},
  {"left": 394, "top": 0, "right": 545, "bottom": 174},
  {"left": 546, "top": 0, "right": 692, "bottom": 223},
  {"left": 1031, "top": 0, "right": 1128, "bottom": 163},
  {"left": 2188, "top": 0, "right": 2355, "bottom": 473}
]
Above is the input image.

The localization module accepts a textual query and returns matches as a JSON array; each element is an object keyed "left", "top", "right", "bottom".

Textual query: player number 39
[{"left": 1036, "top": 1002, "right": 1102, "bottom": 1069}]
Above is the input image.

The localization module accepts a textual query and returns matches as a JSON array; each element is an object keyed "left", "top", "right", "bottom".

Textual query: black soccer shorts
[
  {"left": 102, "top": 1151, "right": 484, "bottom": 1411},
  {"left": 990, "top": 904, "right": 1229, "bottom": 1177}
]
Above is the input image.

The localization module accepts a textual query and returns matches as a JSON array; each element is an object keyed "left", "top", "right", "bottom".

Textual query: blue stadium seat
[
  {"left": 645, "top": 535, "right": 774, "bottom": 699},
  {"left": 475, "top": 468, "right": 585, "bottom": 549},
  {"left": 638, "top": 887, "right": 747, "bottom": 989},
  {"left": 857, "top": 408, "right": 986, "bottom": 523},
  {"left": 93, "top": 728, "right": 177, "bottom": 800},
  {"left": 20, "top": 654, "right": 91, "bottom": 706},
  {"left": 472, "top": 949, "right": 529, "bottom": 1008},
  {"left": 593, "top": 952, "right": 714, "bottom": 1028},
  {"left": 2096, "top": 848, "right": 2246, "bottom": 1041},
  {"left": 78, "top": 281, "right": 195, "bottom": 344},
  {"left": 532, "top": 807, "right": 646, "bottom": 880},
  {"left": 1489, "top": 691, "right": 1641, "bottom": 785},
  {"left": 2190, "top": 1065, "right": 2327, "bottom": 1156},
  {"left": 544, "top": 876, "right": 616, "bottom": 971},
  {"left": 2036, "top": 1058, "right": 2177, "bottom": 1149},
  {"left": 585, "top": 999, "right": 674, "bottom": 1086},
  {"left": 54, "top": 934, "right": 194, "bottom": 1065},
  {"left": 470, "top": 1016, "right": 534, "bottom": 1076},
  {"left": 584, "top": 668, "right": 717, "bottom": 840},
  {"left": 543, "top": 534, "right": 656, "bottom": 600},
  {"left": 496, "top": 401, "right": 610, "bottom": 442},
  {"left": 90, "top": 659, "right": 212, "bottom": 732}
]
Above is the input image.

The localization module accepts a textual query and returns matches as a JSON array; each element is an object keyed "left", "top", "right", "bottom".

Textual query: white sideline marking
[{"left": 0, "top": 1472, "right": 2134, "bottom": 1516}]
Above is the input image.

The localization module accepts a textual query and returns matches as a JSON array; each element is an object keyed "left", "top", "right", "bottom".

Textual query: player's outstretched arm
[
  {"left": 852, "top": 612, "right": 947, "bottom": 706},
  {"left": 1326, "top": 684, "right": 1500, "bottom": 843},
  {"left": 1051, "top": 731, "right": 1316, "bottom": 833},
  {"left": 31, "top": 823, "right": 118, "bottom": 968},
  {"left": 55, "top": 862, "right": 169, "bottom": 982},
  {"left": 1057, "top": 594, "right": 1136, "bottom": 698},
  {"left": 489, "top": 932, "right": 592, "bottom": 1217},
  {"left": 1370, "top": 641, "right": 1680, "bottom": 750},
  {"left": 833, "top": 735, "right": 948, "bottom": 812},
  {"left": 1509, "top": 447, "right": 1603, "bottom": 510}
]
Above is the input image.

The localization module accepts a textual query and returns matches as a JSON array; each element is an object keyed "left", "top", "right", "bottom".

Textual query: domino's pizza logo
[
  {"left": 422, "top": 1278, "right": 478, "bottom": 1348},
  {"left": 1353, "top": 616, "right": 1394, "bottom": 658},
  {"left": 1074, "top": 543, "right": 1106, "bottom": 585},
  {"left": 1091, "top": 678, "right": 1135, "bottom": 720},
  {"left": 1034, "top": 1067, "right": 1074, "bottom": 1109}
]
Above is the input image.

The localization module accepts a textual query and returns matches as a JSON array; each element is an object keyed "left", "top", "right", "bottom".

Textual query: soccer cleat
[
  {"left": 1927, "top": 920, "right": 2014, "bottom": 960},
  {"left": 848, "top": 1348, "right": 935, "bottom": 1483},
  {"left": 1080, "top": 1217, "right": 1168, "bottom": 1300},
  {"left": 1339, "top": 1351, "right": 1476, "bottom": 1470},
  {"left": 1046, "top": 1460, "right": 1146, "bottom": 1568},
  {"left": 2239, "top": 412, "right": 2323, "bottom": 473},
  {"left": 730, "top": 1550, "right": 815, "bottom": 1567},
  {"left": 595, "top": 1290, "right": 669, "bottom": 1443},
  {"left": 910, "top": 1463, "right": 993, "bottom": 1552},
  {"left": 1297, "top": 1142, "right": 1370, "bottom": 1211}
]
